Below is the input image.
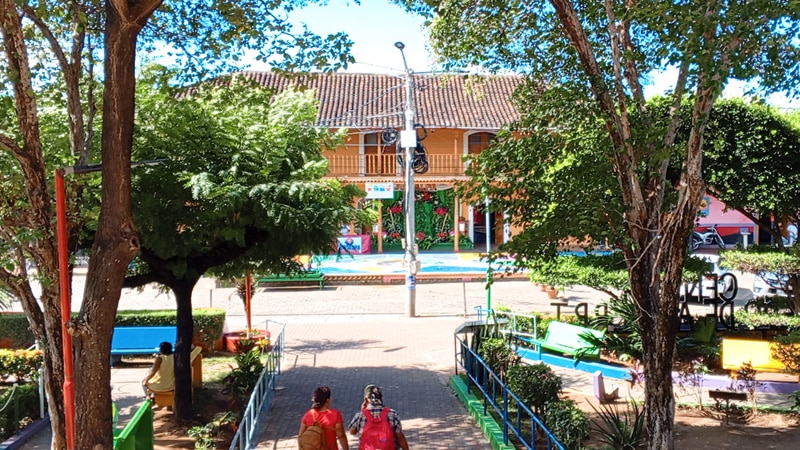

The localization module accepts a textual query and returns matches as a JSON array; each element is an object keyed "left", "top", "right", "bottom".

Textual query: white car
[
  {"left": 752, "top": 271, "right": 789, "bottom": 297},
  {"left": 680, "top": 254, "right": 738, "bottom": 302}
]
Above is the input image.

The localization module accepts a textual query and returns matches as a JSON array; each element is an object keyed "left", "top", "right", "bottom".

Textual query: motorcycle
[{"left": 689, "top": 224, "right": 725, "bottom": 250}]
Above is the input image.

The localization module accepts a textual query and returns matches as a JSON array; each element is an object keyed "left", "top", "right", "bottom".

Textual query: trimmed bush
[
  {"left": 478, "top": 337, "right": 519, "bottom": 382},
  {"left": 0, "top": 349, "right": 43, "bottom": 381},
  {"left": 115, "top": 308, "right": 226, "bottom": 352},
  {"left": 507, "top": 363, "right": 561, "bottom": 416},
  {"left": 0, "top": 313, "right": 35, "bottom": 349},
  {"left": 0, "top": 383, "right": 41, "bottom": 441},
  {"left": 543, "top": 399, "right": 590, "bottom": 450}
]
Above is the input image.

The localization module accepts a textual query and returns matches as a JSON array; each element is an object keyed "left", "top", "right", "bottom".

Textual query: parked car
[
  {"left": 680, "top": 254, "right": 738, "bottom": 302},
  {"left": 752, "top": 270, "right": 790, "bottom": 297}
]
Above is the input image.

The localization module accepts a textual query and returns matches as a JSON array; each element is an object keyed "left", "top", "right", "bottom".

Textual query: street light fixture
[
  {"left": 55, "top": 159, "right": 162, "bottom": 449},
  {"left": 395, "top": 41, "right": 418, "bottom": 318}
]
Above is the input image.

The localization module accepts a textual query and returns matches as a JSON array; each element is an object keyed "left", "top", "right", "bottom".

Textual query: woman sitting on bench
[{"left": 142, "top": 341, "right": 175, "bottom": 398}]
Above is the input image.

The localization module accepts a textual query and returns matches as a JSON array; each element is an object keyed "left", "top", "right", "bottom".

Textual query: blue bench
[{"left": 111, "top": 326, "right": 176, "bottom": 364}]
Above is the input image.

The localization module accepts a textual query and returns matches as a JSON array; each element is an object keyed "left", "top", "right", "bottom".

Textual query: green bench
[
  {"left": 516, "top": 321, "right": 605, "bottom": 359},
  {"left": 113, "top": 399, "right": 154, "bottom": 450},
  {"left": 258, "top": 269, "right": 325, "bottom": 289}
]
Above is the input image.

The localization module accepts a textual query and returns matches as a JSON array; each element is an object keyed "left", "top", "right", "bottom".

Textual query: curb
[
  {"left": 0, "top": 417, "right": 50, "bottom": 450},
  {"left": 449, "top": 375, "right": 515, "bottom": 450}
]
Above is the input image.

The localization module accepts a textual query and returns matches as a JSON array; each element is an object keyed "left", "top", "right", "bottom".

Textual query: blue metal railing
[
  {"left": 228, "top": 320, "right": 285, "bottom": 450},
  {"left": 455, "top": 334, "right": 565, "bottom": 450}
]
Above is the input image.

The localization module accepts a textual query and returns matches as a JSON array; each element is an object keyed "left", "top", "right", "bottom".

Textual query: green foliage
[
  {"left": 771, "top": 330, "right": 800, "bottom": 379},
  {"left": 590, "top": 399, "right": 645, "bottom": 450},
  {"left": 723, "top": 248, "right": 800, "bottom": 314},
  {"left": 131, "top": 71, "right": 370, "bottom": 281},
  {"left": 506, "top": 363, "right": 561, "bottom": 416},
  {"left": 0, "top": 383, "right": 41, "bottom": 441},
  {"left": 733, "top": 310, "right": 800, "bottom": 330},
  {"left": 542, "top": 399, "right": 590, "bottom": 450},
  {"left": 223, "top": 349, "right": 264, "bottom": 408},
  {"left": 676, "top": 316, "right": 720, "bottom": 363},
  {"left": 526, "top": 253, "right": 629, "bottom": 298},
  {"left": 478, "top": 337, "right": 519, "bottom": 382},
  {"left": 115, "top": 309, "right": 226, "bottom": 352},
  {"left": 701, "top": 100, "right": 800, "bottom": 230},
  {"left": 0, "top": 314, "right": 35, "bottom": 349},
  {"left": 188, "top": 411, "right": 240, "bottom": 450},
  {"left": 589, "top": 294, "right": 643, "bottom": 361},
  {"left": 0, "top": 349, "right": 42, "bottom": 382}
]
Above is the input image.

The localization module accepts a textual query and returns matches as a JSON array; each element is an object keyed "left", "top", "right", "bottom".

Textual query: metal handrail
[
  {"left": 228, "top": 320, "right": 285, "bottom": 450},
  {"left": 455, "top": 335, "right": 565, "bottom": 450}
]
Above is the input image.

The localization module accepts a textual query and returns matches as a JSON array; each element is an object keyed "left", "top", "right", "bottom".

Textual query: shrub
[
  {"left": 223, "top": 349, "right": 264, "bottom": 408},
  {"left": 0, "top": 349, "right": 43, "bottom": 381},
  {"left": 543, "top": 399, "right": 590, "bottom": 450},
  {"left": 507, "top": 363, "right": 561, "bottom": 416},
  {"left": 478, "top": 337, "right": 519, "bottom": 382},
  {"left": 115, "top": 308, "right": 226, "bottom": 352},
  {"left": 771, "top": 330, "right": 800, "bottom": 380},
  {"left": 0, "top": 383, "right": 41, "bottom": 441},
  {"left": 590, "top": 399, "right": 645, "bottom": 450},
  {"left": 0, "top": 313, "right": 35, "bottom": 349}
]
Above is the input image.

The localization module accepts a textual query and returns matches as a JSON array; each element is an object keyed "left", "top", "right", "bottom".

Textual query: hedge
[
  {"left": 1, "top": 309, "right": 226, "bottom": 353},
  {"left": 0, "top": 383, "right": 41, "bottom": 441}
]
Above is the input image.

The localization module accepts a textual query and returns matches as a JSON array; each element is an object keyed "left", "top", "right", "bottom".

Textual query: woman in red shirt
[{"left": 298, "top": 385, "right": 349, "bottom": 450}]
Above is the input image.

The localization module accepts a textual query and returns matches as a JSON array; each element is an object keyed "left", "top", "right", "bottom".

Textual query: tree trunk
[
  {"left": 72, "top": 1, "right": 161, "bottom": 448},
  {"left": 172, "top": 280, "right": 198, "bottom": 422}
]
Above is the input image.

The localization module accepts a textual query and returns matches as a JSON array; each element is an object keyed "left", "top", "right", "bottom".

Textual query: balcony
[{"left": 325, "top": 154, "right": 468, "bottom": 178}]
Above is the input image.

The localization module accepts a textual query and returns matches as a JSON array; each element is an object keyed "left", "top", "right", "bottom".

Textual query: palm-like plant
[{"left": 587, "top": 293, "right": 644, "bottom": 361}]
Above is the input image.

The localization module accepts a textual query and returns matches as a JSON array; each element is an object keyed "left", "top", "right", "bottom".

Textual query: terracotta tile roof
[{"left": 237, "top": 71, "right": 521, "bottom": 130}]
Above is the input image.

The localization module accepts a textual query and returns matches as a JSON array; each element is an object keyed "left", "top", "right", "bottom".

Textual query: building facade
[{"left": 240, "top": 71, "right": 523, "bottom": 252}]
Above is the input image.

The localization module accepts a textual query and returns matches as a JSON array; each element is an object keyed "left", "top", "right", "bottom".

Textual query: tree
[
  {"left": 684, "top": 99, "right": 800, "bottom": 244},
  {"left": 402, "top": 1, "right": 799, "bottom": 448},
  {"left": 1, "top": 1, "right": 354, "bottom": 447},
  {"left": 117, "top": 70, "right": 368, "bottom": 420}
]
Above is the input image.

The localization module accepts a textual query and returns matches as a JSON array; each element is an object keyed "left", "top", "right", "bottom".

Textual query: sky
[
  {"left": 245, "top": 0, "right": 797, "bottom": 109},
  {"left": 248, "top": 0, "right": 436, "bottom": 75}
]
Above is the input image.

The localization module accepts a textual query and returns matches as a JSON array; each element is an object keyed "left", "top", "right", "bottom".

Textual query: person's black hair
[
  {"left": 311, "top": 385, "right": 331, "bottom": 410},
  {"left": 159, "top": 342, "right": 173, "bottom": 355}
]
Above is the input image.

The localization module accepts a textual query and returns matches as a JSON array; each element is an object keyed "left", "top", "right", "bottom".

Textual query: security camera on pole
[{"left": 395, "top": 41, "right": 418, "bottom": 317}]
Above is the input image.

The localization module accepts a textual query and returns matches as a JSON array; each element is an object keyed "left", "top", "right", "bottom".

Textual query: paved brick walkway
[{"left": 255, "top": 317, "right": 489, "bottom": 449}]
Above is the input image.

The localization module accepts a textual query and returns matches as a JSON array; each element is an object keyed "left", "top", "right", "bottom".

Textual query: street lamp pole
[
  {"left": 55, "top": 159, "right": 162, "bottom": 449},
  {"left": 396, "top": 41, "right": 418, "bottom": 318}
]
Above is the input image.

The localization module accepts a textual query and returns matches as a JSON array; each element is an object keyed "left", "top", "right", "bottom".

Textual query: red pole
[
  {"left": 245, "top": 272, "right": 252, "bottom": 332},
  {"left": 55, "top": 169, "right": 76, "bottom": 450}
]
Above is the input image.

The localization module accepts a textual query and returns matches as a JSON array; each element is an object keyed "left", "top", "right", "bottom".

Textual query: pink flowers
[
  {"left": 389, "top": 204, "right": 402, "bottom": 214},
  {"left": 416, "top": 232, "right": 426, "bottom": 240},
  {"left": 438, "top": 232, "right": 448, "bottom": 239},
  {"left": 434, "top": 207, "right": 447, "bottom": 216},
  {"left": 389, "top": 232, "right": 401, "bottom": 239}
]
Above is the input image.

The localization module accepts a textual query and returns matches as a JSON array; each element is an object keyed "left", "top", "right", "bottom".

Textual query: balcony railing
[{"left": 326, "top": 153, "right": 468, "bottom": 178}]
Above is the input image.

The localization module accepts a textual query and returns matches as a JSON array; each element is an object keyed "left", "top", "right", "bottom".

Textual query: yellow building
[{"left": 239, "top": 71, "right": 522, "bottom": 252}]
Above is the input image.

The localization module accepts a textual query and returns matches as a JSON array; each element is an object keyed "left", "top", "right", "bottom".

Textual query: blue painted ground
[{"left": 310, "top": 252, "right": 518, "bottom": 276}]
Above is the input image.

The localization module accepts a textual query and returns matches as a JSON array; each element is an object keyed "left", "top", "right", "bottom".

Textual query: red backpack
[{"left": 359, "top": 408, "right": 394, "bottom": 450}]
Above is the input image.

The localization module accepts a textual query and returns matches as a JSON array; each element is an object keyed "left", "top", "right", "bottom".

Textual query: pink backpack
[{"left": 359, "top": 408, "right": 393, "bottom": 450}]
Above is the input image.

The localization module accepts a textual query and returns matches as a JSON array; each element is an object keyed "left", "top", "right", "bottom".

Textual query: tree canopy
[
  {"left": 401, "top": 1, "right": 800, "bottom": 448},
  {"left": 1, "top": 0, "right": 356, "bottom": 447}
]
